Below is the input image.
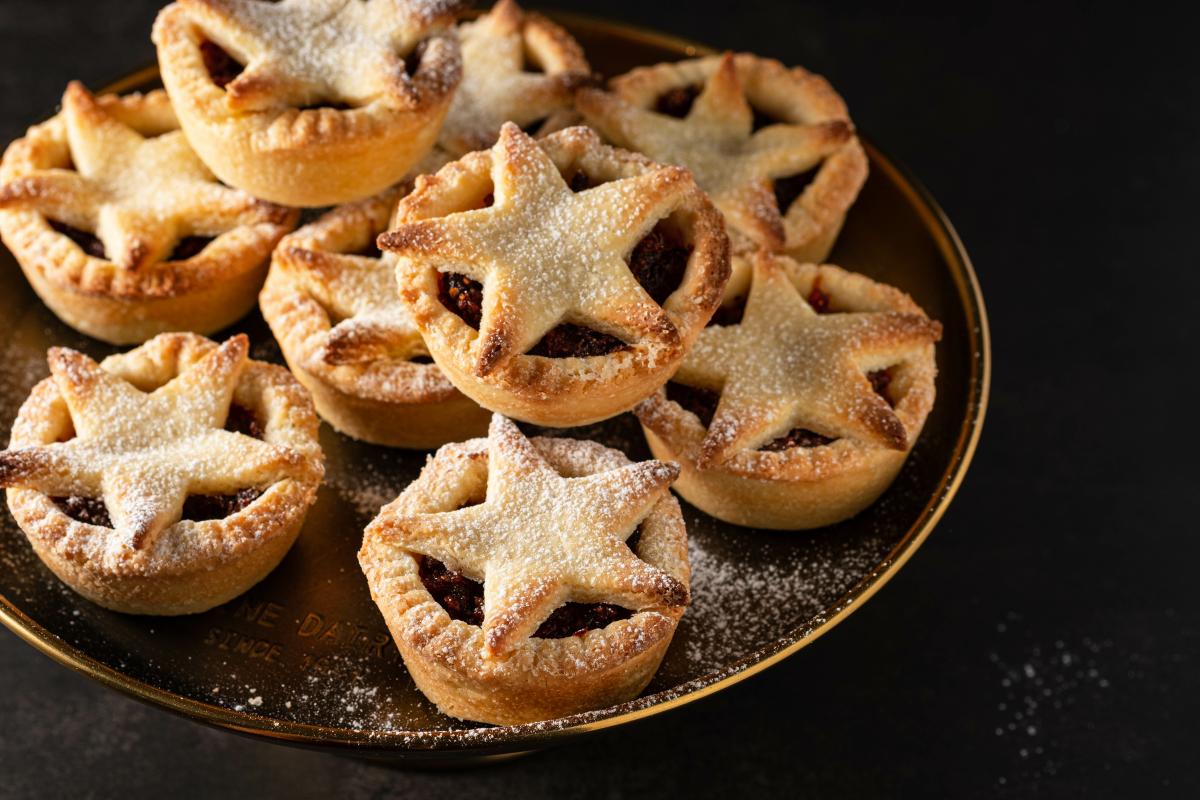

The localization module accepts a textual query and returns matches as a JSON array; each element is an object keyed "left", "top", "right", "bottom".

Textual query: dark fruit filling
[
  {"left": 534, "top": 603, "right": 632, "bottom": 639},
  {"left": 53, "top": 495, "right": 111, "bottom": 528},
  {"left": 438, "top": 271, "right": 483, "bottom": 329},
  {"left": 49, "top": 220, "right": 106, "bottom": 259},
  {"left": 403, "top": 40, "right": 428, "bottom": 78},
  {"left": 53, "top": 404, "right": 265, "bottom": 528},
  {"left": 298, "top": 101, "right": 353, "bottom": 111},
  {"left": 52, "top": 487, "right": 263, "bottom": 527},
  {"left": 437, "top": 271, "right": 630, "bottom": 361},
  {"left": 760, "top": 428, "right": 836, "bottom": 451},
  {"left": 418, "top": 556, "right": 635, "bottom": 638},
  {"left": 200, "top": 40, "right": 243, "bottom": 89},
  {"left": 708, "top": 296, "right": 746, "bottom": 327},
  {"left": 868, "top": 368, "right": 893, "bottom": 406},
  {"left": 355, "top": 238, "right": 382, "bottom": 259},
  {"left": 625, "top": 527, "right": 642, "bottom": 553},
  {"left": 628, "top": 222, "right": 691, "bottom": 305},
  {"left": 224, "top": 403, "right": 264, "bottom": 439},
  {"left": 806, "top": 283, "right": 831, "bottom": 314},
  {"left": 750, "top": 106, "right": 777, "bottom": 134},
  {"left": 755, "top": 372, "right": 895, "bottom": 452},
  {"left": 419, "top": 557, "right": 484, "bottom": 624},
  {"left": 568, "top": 169, "right": 593, "bottom": 193},
  {"left": 528, "top": 323, "right": 627, "bottom": 358},
  {"left": 655, "top": 85, "right": 701, "bottom": 118},
  {"left": 520, "top": 116, "right": 548, "bottom": 136},
  {"left": 180, "top": 488, "right": 262, "bottom": 522},
  {"left": 436, "top": 191, "right": 688, "bottom": 359},
  {"left": 410, "top": 354, "right": 434, "bottom": 364},
  {"left": 665, "top": 382, "right": 718, "bottom": 428},
  {"left": 665, "top": 384, "right": 841, "bottom": 452},
  {"left": 773, "top": 165, "right": 820, "bottom": 213},
  {"left": 168, "top": 235, "right": 213, "bottom": 261}
]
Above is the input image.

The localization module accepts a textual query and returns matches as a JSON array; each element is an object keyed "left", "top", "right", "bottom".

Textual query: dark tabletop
[{"left": 0, "top": 1, "right": 1195, "bottom": 797}]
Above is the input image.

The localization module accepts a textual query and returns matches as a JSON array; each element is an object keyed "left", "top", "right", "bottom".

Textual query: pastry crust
[
  {"left": 381, "top": 124, "right": 730, "bottom": 427},
  {"left": 1, "top": 333, "right": 324, "bottom": 614},
  {"left": 437, "top": 0, "right": 593, "bottom": 157},
  {"left": 0, "top": 84, "right": 296, "bottom": 344},
  {"left": 636, "top": 254, "right": 940, "bottom": 529},
  {"left": 152, "top": 0, "right": 466, "bottom": 206},
  {"left": 359, "top": 416, "right": 690, "bottom": 725},
  {"left": 578, "top": 52, "right": 868, "bottom": 261},
  {"left": 259, "top": 187, "right": 490, "bottom": 447}
]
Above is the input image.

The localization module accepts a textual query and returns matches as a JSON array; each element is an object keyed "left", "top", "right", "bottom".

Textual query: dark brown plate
[{"left": 0, "top": 14, "right": 989, "bottom": 765}]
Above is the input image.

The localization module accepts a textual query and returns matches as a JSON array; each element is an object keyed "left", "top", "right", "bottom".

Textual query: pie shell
[
  {"left": 152, "top": 4, "right": 462, "bottom": 207},
  {"left": 5, "top": 333, "right": 324, "bottom": 614},
  {"left": 636, "top": 262, "right": 937, "bottom": 529},
  {"left": 610, "top": 53, "right": 868, "bottom": 262},
  {"left": 358, "top": 435, "right": 690, "bottom": 725},
  {"left": 437, "top": 0, "right": 592, "bottom": 157},
  {"left": 389, "top": 126, "right": 731, "bottom": 427},
  {"left": 0, "top": 89, "right": 297, "bottom": 345},
  {"left": 259, "top": 190, "right": 489, "bottom": 448}
]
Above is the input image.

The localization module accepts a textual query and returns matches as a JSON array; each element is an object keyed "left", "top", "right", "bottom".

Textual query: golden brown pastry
[
  {"left": 259, "top": 186, "right": 489, "bottom": 447},
  {"left": 381, "top": 123, "right": 730, "bottom": 427},
  {"left": 437, "top": 0, "right": 592, "bottom": 157},
  {"left": 0, "top": 83, "right": 296, "bottom": 344},
  {"left": 0, "top": 333, "right": 324, "bottom": 614},
  {"left": 636, "top": 251, "right": 941, "bottom": 529},
  {"left": 359, "top": 414, "right": 690, "bottom": 725},
  {"left": 578, "top": 52, "right": 868, "bottom": 261},
  {"left": 153, "top": 0, "right": 466, "bottom": 206}
]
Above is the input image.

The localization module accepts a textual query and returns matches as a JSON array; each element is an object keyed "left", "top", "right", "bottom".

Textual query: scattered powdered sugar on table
[{"left": 988, "top": 613, "right": 1118, "bottom": 789}]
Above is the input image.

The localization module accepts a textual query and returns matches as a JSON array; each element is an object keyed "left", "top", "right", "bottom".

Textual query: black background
[{"left": 1, "top": 1, "right": 1196, "bottom": 797}]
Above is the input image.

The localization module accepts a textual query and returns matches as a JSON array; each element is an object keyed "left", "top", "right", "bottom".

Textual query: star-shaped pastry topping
[
  {"left": 276, "top": 192, "right": 426, "bottom": 366},
  {"left": 366, "top": 414, "right": 688, "bottom": 658},
  {"left": 178, "top": 0, "right": 465, "bottom": 112},
  {"left": 0, "top": 335, "right": 319, "bottom": 550},
  {"left": 438, "top": 0, "right": 592, "bottom": 155},
  {"left": 380, "top": 123, "right": 690, "bottom": 375},
  {"left": 577, "top": 53, "right": 852, "bottom": 250},
  {"left": 674, "top": 251, "right": 942, "bottom": 466},
  {"left": 0, "top": 82, "right": 288, "bottom": 270},
  {"left": 283, "top": 246, "right": 425, "bottom": 366}
]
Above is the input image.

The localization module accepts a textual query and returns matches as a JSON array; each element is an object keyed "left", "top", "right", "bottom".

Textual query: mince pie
[
  {"left": 260, "top": 186, "right": 489, "bottom": 447},
  {"left": 577, "top": 52, "right": 868, "bottom": 260},
  {"left": 380, "top": 123, "right": 731, "bottom": 427},
  {"left": 0, "top": 333, "right": 324, "bottom": 614},
  {"left": 359, "top": 414, "right": 689, "bottom": 724},
  {"left": 437, "top": 0, "right": 593, "bottom": 157},
  {"left": 152, "top": 0, "right": 466, "bottom": 206},
  {"left": 636, "top": 251, "right": 941, "bottom": 529},
  {"left": 0, "top": 82, "right": 296, "bottom": 344}
]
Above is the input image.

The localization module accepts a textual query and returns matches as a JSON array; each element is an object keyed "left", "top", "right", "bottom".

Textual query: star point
[
  {"left": 367, "top": 414, "right": 686, "bottom": 659},
  {"left": 577, "top": 52, "right": 854, "bottom": 251},
  {"left": 277, "top": 201, "right": 427, "bottom": 367},
  {"left": 0, "top": 82, "right": 284, "bottom": 270},
  {"left": 0, "top": 335, "right": 318, "bottom": 551},
  {"left": 675, "top": 252, "right": 942, "bottom": 467},
  {"left": 382, "top": 124, "right": 687, "bottom": 375},
  {"left": 180, "top": 0, "right": 463, "bottom": 112}
]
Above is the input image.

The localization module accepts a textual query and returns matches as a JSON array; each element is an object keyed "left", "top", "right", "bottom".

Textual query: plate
[{"left": 0, "top": 13, "right": 989, "bottom": 765}]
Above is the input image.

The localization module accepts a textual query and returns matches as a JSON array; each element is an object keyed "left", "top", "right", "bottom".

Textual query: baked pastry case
[{"left": 0, "top": 13, "right": 988, "bottom": 765}]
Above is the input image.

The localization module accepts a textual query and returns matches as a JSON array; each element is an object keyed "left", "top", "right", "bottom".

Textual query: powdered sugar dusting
[{"left": 0, "top": 315, "right": 931, "bottom": 746}]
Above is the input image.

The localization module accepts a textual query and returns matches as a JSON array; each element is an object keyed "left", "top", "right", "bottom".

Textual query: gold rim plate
[{"left": 0, "top": 14, "right": 989, "bottom": 764}]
